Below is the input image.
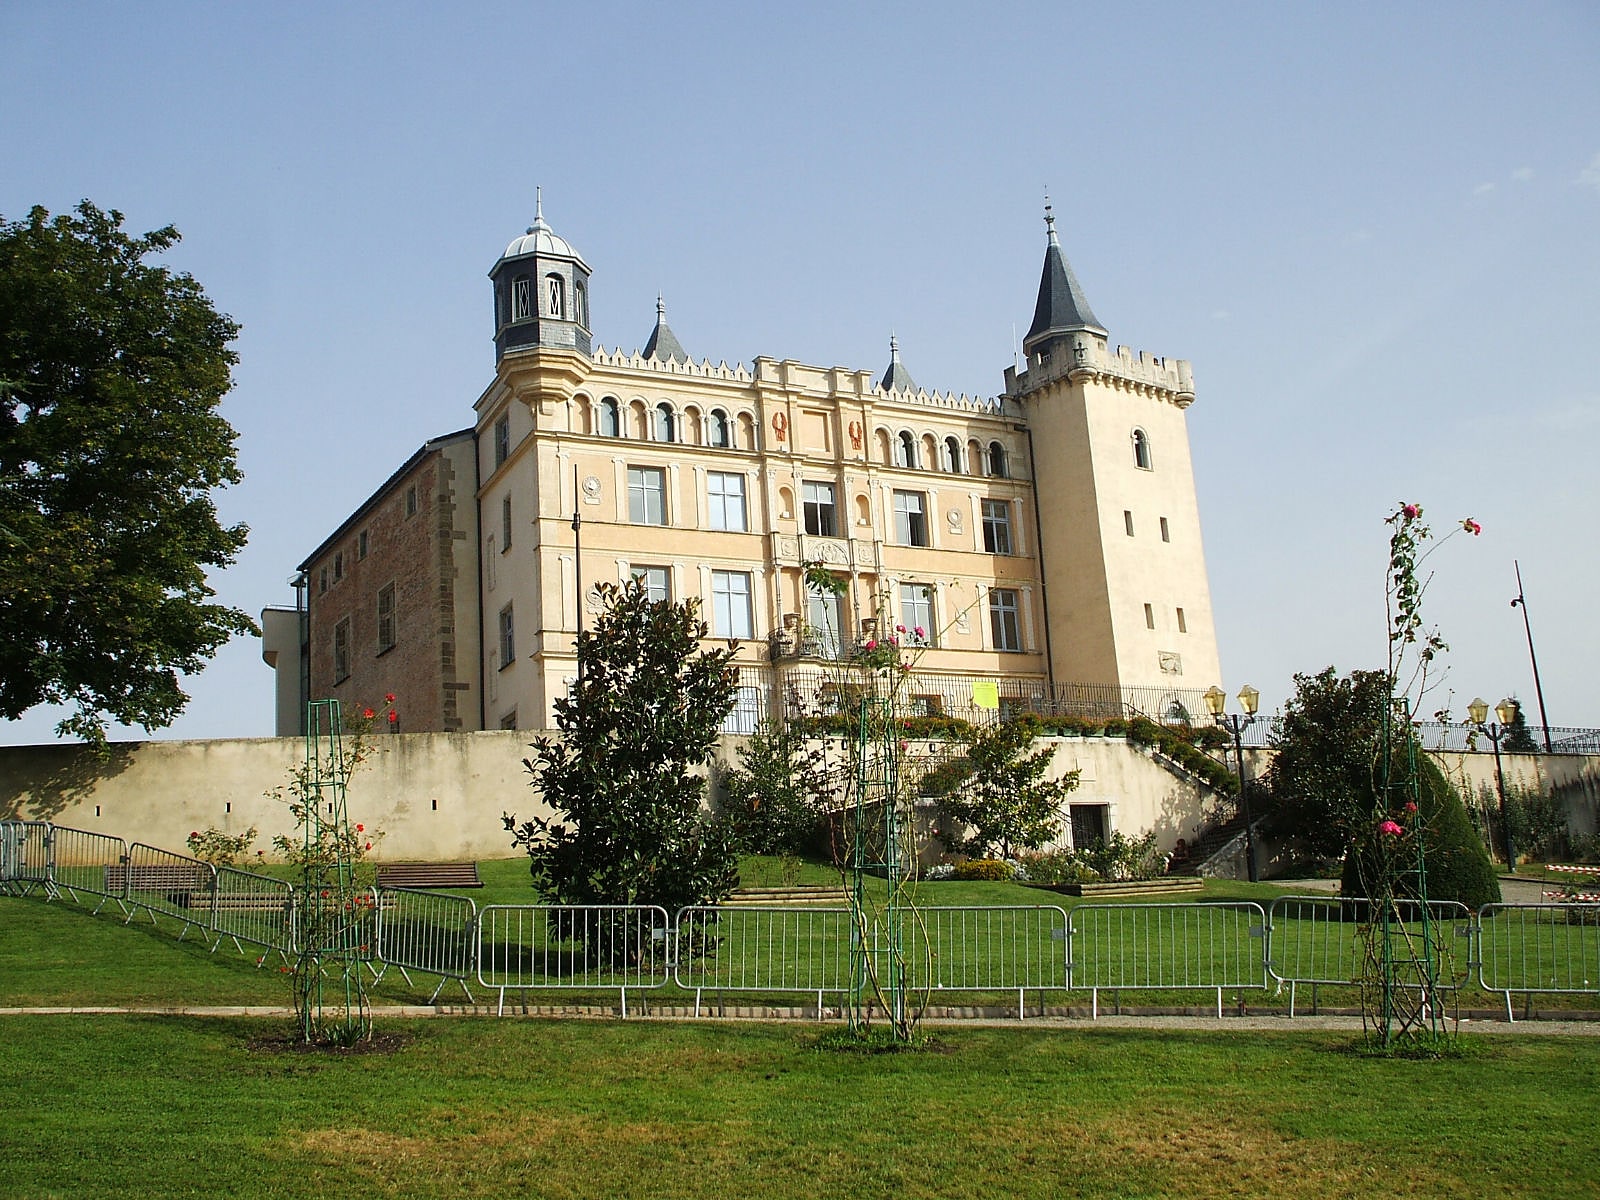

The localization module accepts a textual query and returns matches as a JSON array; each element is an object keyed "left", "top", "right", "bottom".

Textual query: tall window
[
  {"left": 333, "top": 551, "right": 344, "bottom": 582},
  {"left": 1160, "top": 516, "right": 1170, "bottom": 542},
  {"left": 333, "top": 618, "right": 351, "bottom": 682},
  {"left": 707, "top": 471, "right": 747, "bottom": 531},
  {"left": 1124, "top": 510, "right": 1135, "bottom": 537},
  {"left": 628, "top": 466, "right": 667, "bottom": 525},
  {"left": 494, "top": 415, "right": 510, "bottom": 467},
  {"left": 1144, "top": 603, "right": 1155, "bottom": 630},
  {"left": 511, "top": 275, "right": 531, "bottom": 321},
  {"left": 942, "top": 436, "right": 963, "bottom": 473},
  {"left": 987, "top": 441, "right": 1009, "bottom": 478},
  {"left": 893, "top": 490, "right": 928, "bottom": 547},
  {"left": 1133, "top": 429, "right": 1152, "bottom": 470},
  {"left": 574, "top": 278, "right": 588, "bottom": 327},
  {"left": 502, "top": 495, "right": 513, "bottom": 548},
  {"left": 654, "top": 402, "right": 676, "bottom": 443},
  {"left": 981, "top": 499, "right": 1012, "bottom": 554},
  {"left": 709, "top": 409, "right": 731, "bottom": 448},
  {"left": 377, "top": 583, "right": 397, "bottom": 652},
  {"left": 405, "top": 486, "right": 418, "bottom": 518},
  {"left": 357, "top": 530, "right": 368, "bottom": 560},
  {"left": 989, "top": 588, "right": 1021, "bottom": 651},
  {"left": 803, "top": 481, "right": 837, "bottom": 537},
  {"left": 807, "top": 586, "right": 844, "bottom": 656},
  {"left": 895, "top": 430, "right": 917, "bottom": 468},
  {"left": 545, "top": 273, "right": 564, "bottom": 318},
  {"left": 499, "top": 604, "right": 516, "bottom": 667},
  {"left": 631, "top": 565, "right": 670, "bottom": 603},
  {"left": 1176, "top": 607, "right": 1187, "bottom": 634},
  {"left": 712, "top": 570, "right": 753, "bottom": 639},
  {"left": 899, "top": 583, "right": 935, "bottom": 646},
  {"left": 599, "top": 396, "right": 621, "bottom": 437}
]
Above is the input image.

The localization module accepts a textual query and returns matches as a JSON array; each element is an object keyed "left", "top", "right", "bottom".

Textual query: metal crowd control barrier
[
  {"left": 1478, "top": 902, "right": 1600, "bottom": 1021},
  {"left": 909, "top": 905, "right": 1071, "bottom": 1018},
  {"left": 210, "top": 866, "right": 296, "bottom": 961},
  {"left": 477, "top": 904, "right": 670, "bottom": 1016},
  {"left": 1070, "top": 902, "right": 1268, "bottom": 1017},
  {"left": 116, "top": 843, "right": 217, "bottom": 939},
  {"left": 1, "top": 821, "right": 52, "bottom": 897},
  {"left": 375, "top": 886, "right": 478, "bottom": 1003},
  {"left": 1266, "top": 895, "right": 1474, "bottom": 1016},
  {"left": 674, "top": 905, "right": 854, "bottom": 1017},
  {"left": 45, "top": 826, "right": 130, "bottom": 913}
]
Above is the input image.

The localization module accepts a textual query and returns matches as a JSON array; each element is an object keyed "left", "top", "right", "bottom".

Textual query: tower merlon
[{"left": 1006, "top": 335, "right": 1194, "bottom": 406}]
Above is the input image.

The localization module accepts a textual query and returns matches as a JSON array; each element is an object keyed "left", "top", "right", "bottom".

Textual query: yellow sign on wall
[{"left": 971, "top": 680, "right": 999, "bottom": 710}]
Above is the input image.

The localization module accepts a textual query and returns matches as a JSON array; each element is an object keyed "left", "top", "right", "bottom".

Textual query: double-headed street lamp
[
  {"left": 1204, "top": 683, "right": 1261, "bottom": 883},
  {"left": 1468, "top": 696, "right": 1518, "bottom": 873}
]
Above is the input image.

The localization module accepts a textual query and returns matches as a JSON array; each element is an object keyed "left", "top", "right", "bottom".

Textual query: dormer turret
[
  {"left": 1021, "top": 200, "right": 1106, "bottom": 369},
  {"left": 642, "top": 295, "right": 689, "bottom": 363},
  {"left": 489, "top": 189, "right": 592, "bottom": 364},
  {"left": 879, "top": 335, "right": 918, "bottom": 394}
]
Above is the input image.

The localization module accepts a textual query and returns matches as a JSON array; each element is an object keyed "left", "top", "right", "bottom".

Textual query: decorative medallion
[
  {"left": 581, "top": 475, "right": 602, "bottom": 500},
  {"left": 1158, "top": 651, "right": 1183, "bottom": 676},
  {"left": 946, "top": 508, "right": 962, "bottom": 531}
]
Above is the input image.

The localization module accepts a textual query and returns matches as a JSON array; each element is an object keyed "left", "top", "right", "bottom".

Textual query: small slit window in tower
[
  {"left": 1144, "top": 603, "right": 1155, "bottom": 630},
  {"left": 1160, "top": 516, "right": 1170, "bottom": 542},
  {"left": 1124, "top": 510, "right": 1135, "bottom": 537},
  {"left": 1176, "top": 607, "right": 1187, "bottom": 633}
]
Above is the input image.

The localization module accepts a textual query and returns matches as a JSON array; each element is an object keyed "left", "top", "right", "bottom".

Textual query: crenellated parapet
[
  {"left": 879, "top": 385, "right": 1010, "bottom": 417},
  {"left": 1004, "top": 333, "right": 1195, "bottom": 408},
  {"left": 590, "top": 345, "right": 754, "bottom": 382}
]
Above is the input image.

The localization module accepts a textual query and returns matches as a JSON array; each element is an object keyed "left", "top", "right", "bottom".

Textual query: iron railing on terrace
[
  {"left": 723, "top": 667, "right": 1215, "bottom": 734},
  {"left": 1229, "top": 719, "right": 1600, "bottom": 755}
]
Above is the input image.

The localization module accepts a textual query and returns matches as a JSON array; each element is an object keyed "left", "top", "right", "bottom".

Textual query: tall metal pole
[{"left": 1510, "top": 561, "right": 1552, "bottom": 753}]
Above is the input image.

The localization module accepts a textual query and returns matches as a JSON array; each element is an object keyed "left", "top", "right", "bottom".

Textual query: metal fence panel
[
  {"left": 211, "top": 866, "right": 296, "bottom": 956},
  {"left": 1070, "top": 902, "right": 1268, "bottom": 996},
  {"left": 1267, "top": 895, "right": 1473, "bottom": 990},
  {"left": 477, "top": 905, "right": 671, "bottom": 1005},
  {"left": 45, "top": 826, "right": 129, "bottom": 908},
  {"left": 908, "top": 905, "right": 1070, "bottom": 994},
  {"left": 376, "top": 887, "right": 477, "bottom": 1001},
  {"left": 1478, "top": 902, "right": 1600, "bottom": 1014},
  {"left": 118, "top": 842, "right": 216, "bottom": 934},
  {"left": 1, "top": 821, "right": 52, "bottom": 896},
  {"left": 673, "top": 905, "right": 854, "bottom": 996}
]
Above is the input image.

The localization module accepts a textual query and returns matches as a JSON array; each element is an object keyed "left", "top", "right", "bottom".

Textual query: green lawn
[{"left": 0, "top": 1014, "right": 1596, "bottom": 1199}]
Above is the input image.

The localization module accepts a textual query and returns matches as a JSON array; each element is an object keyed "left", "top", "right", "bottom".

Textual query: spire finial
[
  {"left": 656, "top": 293, "right": 666, "bottom": 319},
  {"left": 890, "top": 332, "right": 899, "bottom": 358},
  {"left": 527, "top": 186, "right": 548, "bottom": 234},
  {"left": 1044, "top": 192, "right": 1059, "bottom": 245}
]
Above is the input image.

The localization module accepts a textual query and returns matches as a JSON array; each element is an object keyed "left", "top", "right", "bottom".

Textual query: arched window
[
  {"left": 599, "top": 396, "right": 620, "bottom": 438},
  {"left": 574, "top": 279, "right": 588, "bottom": 328},
  {"left": 1132, "top": 429, "right": 1152, "bottom": 470},
  {"left": 942, "top": 436, "right": 963, "bottom": 473},
  {"left": 988, "top": 441, "right": 1008, "bottom": 479},
  {"left": 895, "top": 430, "right": 917, "bottom": 468},
  {"left": 511, "top": 275, "right": 532, "bottom": 322},
  {"left": 545, "top": 273, "right": 565, "bottom": 318},
  {"left": 654, "top": 402, "right": 676, "bottom": 443},
  {"left": 709, "top": 409, "right": 731, "bottom": 448}
]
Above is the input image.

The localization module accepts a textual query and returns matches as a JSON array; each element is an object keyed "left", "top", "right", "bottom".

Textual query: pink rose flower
[
  {"left": 895, "top": 624, "right": 907, "bottom": 634},
  {"left": 384, "top": 693, "right": 396, "bottom": 703},
  {"left": 1402, "top": 503, "right": 1420, "bottom": 519},
  {"left": 864, "top": 639, "right": 877, "bottom": 651},
  {"left": 1462, "top": 518, "right": 1481, "bottom": 535},
  {"left": 1403, "top": 801, "right": 1418, "bottom": 813},
  {"left": 914, "top": 625, "right": 926, "bottom": 639},
  {"left": 1378, "top": 819, "right": 1404, "bottom": 836}
]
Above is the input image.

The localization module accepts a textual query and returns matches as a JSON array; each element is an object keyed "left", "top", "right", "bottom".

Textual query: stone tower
[{"left": 1004, "top": 205, "right": 1222, "bottom": 706}]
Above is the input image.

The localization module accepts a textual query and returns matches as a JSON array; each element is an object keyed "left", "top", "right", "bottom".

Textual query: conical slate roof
[
  {"left": 642, "top": 296, "right": 689, "bottom": 363},
  {"left": 879, "top": 335, "right": 918, "bottom": 394},
  {"left": 1023, "top": 203, "right": 1105, "bottom": 353}
]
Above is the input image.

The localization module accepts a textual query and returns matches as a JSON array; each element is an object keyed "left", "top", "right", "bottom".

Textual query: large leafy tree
[
  {"left": 504, "top": 579, "right": 741, "bottom": 911},
  {"left": 0, "top": 202, "right": 254, "bottom": 742}
]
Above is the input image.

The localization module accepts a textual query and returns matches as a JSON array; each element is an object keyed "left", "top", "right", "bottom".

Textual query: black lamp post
[
  {"left": 1205, "top": 683, "right": 1261, "bottom": 883},
  {"left": 1468, "top": 695, "right": 1518, "bottom": 873},
  {"left": 1510, "top": 561, "right": 1553, "bottom": 753}
]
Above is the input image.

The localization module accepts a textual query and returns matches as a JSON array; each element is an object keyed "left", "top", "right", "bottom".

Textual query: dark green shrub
[
  {"left": 953, "top": 858, "right": 1013, "bottom": 881},
  {"left": 1340, "top": 755, "right": 1501, "bottom": 911}
]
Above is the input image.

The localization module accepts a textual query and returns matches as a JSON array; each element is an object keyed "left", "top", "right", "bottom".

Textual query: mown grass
[{"left": 0, "top": 1014, "right": 1596, "bottom": 1199}]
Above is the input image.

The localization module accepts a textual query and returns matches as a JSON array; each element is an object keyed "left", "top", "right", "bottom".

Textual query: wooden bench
[
  {"left": 105, "top": 864, "right": 212, "bottom": 900},
  {"left": 376, "top": 862, "right": 483, "bottom": 890}
]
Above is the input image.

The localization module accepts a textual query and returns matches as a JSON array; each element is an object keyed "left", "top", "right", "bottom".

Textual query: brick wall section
[{"left": 304, "top": 436, "right": 481, "bottom": 732}]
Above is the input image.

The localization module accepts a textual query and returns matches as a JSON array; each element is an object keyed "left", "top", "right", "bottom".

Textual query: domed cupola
[{"left": 489, "top": 188, "right": 592, "bottom": 363}]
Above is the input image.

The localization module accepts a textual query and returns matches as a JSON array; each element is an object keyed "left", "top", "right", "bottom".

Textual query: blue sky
[{"left": 3, "top": 1, "right": 1597, "bottom": 743}]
